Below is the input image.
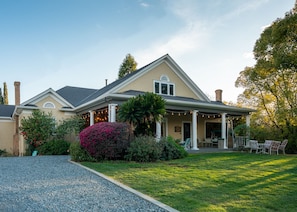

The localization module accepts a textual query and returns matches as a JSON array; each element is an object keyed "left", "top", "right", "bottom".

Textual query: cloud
[
  {"left": 135, "top": 1, "right": 209, "bottom": 66},
  {"left": 223, "top": 0, "right": 269, "bottom": 20},
  {"left": 138, "top": 0, "right": 150, "bottom": 8}
]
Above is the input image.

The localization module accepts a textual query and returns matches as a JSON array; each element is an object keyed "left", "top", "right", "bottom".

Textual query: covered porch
[{"left": 80, "top": 100, "right": 251, "bottom": 152}]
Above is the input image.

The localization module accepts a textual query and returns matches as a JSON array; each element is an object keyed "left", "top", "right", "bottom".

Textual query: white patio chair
[
  {"left": 263, "top": 140, "right": 273, "bottom": 154},
  {"left": 277, "top": 139, "right": 288, "bottom": 155},
  {"left": 249, "top": 140, "right": 261, "bottom": 153},
  {"left": 269, "top": 141, "right": 281, "bottom": 155}
]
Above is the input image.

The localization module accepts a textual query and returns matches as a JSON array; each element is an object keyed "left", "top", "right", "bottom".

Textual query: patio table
[{"left": 257, "top": 143, "right": 266, "bottom": 154}]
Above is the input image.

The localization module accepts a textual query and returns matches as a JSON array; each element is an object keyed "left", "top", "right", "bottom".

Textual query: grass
[{"left": 81, "top": 152, "right": 297, "bottom": 211}]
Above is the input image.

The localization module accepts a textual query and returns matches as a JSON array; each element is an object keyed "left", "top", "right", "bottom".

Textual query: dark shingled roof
[
  {"left": 76, "top": 63, "right": 151, "bottom": 106},
  {"left": 0, "top": 105, "right": 15, "bottom": 117},
  {"left": 56, "top": 60, "right": 153, "bottom": 107},
  {"left": 56, "top": 86, "right": 98, "bottom": 107}
]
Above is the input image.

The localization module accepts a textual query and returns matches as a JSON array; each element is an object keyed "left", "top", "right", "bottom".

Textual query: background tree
[
  {"left": 3, "top": 82, "right": 8, "bottom": 105},
  {"left": 118, "top": 92, "right": 166, "bottom": 136},
  {"left": 235, "top": 9, "right": 297, "bottom": 152},
  {"left": 118, "top": 53, "right": 137, "bottom": 79},
  {"left": 0, "top": 88, "right": 3, "bottom": 104}
]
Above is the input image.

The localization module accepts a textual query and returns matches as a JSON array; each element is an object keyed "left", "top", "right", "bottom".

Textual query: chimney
[
  {"left": 215, "top": 89, "right": 222, "bottom": 102},
  {"left": 14, "top": 81, "right": 21, "bottom": 106}
]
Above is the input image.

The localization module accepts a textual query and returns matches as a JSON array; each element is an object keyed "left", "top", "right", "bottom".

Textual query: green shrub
[
  {"left": 37, "top": 140, "right": 70, "bottom": 155},
  {"left": 0, "top": 149, "right": 11, "bottom": 157},
  {"left": 69, "top": 142, "right": 96, "bottom": 162},
  {"left": 159, "top": 136, "right": 188, "bottom": 160},
  {"left": 125, "top": 135, "right": 162, "bottom": 162}
]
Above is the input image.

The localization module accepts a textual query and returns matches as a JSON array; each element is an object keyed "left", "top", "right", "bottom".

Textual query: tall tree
[
  {"left": 0, "top": 88, "right": 3, "bottom": 104},
  {"left": 3, "top": 82, "right": 8, "bottom": 105},
  {"left": 235, "top": 9, "right": 297, "bottom": 151},
  {"left": 118, "top": 54, "right": 137, "bottom": 79}
]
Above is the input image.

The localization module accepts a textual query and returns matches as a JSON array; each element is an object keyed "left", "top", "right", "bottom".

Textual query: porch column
[
  {"left": 192, "top": 110, "right": 199, "bottom": 150},
  {"left": 89, "top": 111, "right": 94, "bottom": 126},
  {"left": 246, "top": 114, "right": 251, "bottom": 138},
  {"left": 221, "top": 113, "right": 228, "bottom": 149},
  {"left": 108, "top": 104, "right": 117, "bottom": 122},
  {"left": 156, "top": 121, "right": 161, "bottom": 141}
]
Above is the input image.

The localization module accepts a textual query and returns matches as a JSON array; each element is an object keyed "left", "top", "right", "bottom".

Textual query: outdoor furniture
[
  {"left": 277, "top": 139, "right": 288, "bottom": 155},
  {"left": 263, "top": 140, "right": 273, "bottom": 154},
  {"left": 244, "top": 140, "right": 252, "bottom": 151},
  {"left": 180, "top": 138, "right": 191, "bottom": 150},
  {"left": 218, "top": 138, "right": 225, "bottom": 149},
  {"left": 202, "top": 138, "right": 212, "bottom": 147},
  {"left": 269, "top": 141, "right": 281, "bottom": 155},
  {"left": 211, "top": 138, "right": 218, "bottom": 147},
  {"left": 249, "top": 140, "right": 261, "bottom": 153},
  {"left": 234, "top": 136, "right": 248, "bottom": 150}
]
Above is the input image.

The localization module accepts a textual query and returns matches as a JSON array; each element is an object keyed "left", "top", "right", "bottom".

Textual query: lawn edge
[{"left": 68, "top": 159, "right": 179, "bottom": 212}]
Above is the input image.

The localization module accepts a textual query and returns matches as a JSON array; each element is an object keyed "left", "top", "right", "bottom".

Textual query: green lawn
[{"left": 81, "top": 153, "right": 297, "bottom": 212}]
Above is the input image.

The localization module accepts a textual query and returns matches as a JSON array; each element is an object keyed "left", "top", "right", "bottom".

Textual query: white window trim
[
  {"left": 160, "top": 75, "right": 170, "bottom": 82},
  {"left": 43, "top": 102, "right": 55, "bottom": 109},
  {"left": 153, "top": 80, "right": 175, "bottom": 96}
]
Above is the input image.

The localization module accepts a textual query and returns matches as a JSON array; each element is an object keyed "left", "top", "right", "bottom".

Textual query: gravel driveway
[{"left": 0, "top": 156, "right": 173, "bottom": 212}]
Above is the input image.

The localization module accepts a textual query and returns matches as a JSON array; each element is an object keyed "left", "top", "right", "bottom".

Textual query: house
[{"left": 0, "top": 54, "right": 254, "bottom": 156}]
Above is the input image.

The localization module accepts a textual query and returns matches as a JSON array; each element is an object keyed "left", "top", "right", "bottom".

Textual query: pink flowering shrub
[{"left": 79, "top": 122, "right": 130, "bottom": 160}]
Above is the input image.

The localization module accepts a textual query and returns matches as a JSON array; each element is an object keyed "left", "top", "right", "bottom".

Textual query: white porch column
[
  {"left": 108, "top": 104, "right": 117, "bottom": 122},
  {"left": 156, "top": 121, "right": 161, "bottom": 141},
  {"left": 89, "top": 111, "right": 94, "bottom": 126},
  {"left": 246, "top": 114, "right": 250, "bottom": 127},
  {"left": 221, "top": 113, "right": 228, "bottom": 149},
  {"left": 192, "top": 110, "right": 199, "bottom": 150},
  {"left": 246, "top": 114, "right": 251, "bottom": 138}
]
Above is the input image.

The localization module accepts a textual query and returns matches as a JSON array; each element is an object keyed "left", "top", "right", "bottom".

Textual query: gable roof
[
  {"left": 0, "top": 105, "right": 15, "bottom": 118},
  {"left": 74, "top": 54, "right": 211, "bottom": 110},
  {"left": 21, "top": 88, "right": 74, "bottom": 108}
]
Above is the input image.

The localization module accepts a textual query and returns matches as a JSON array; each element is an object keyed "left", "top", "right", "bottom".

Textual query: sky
[{"left": 0, "top": 0, "right": 295, "bottom": 105}]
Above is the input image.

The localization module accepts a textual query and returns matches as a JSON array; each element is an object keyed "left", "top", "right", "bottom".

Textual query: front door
[{"left": 183, "top": 122, "right": 191, "bottom": 141}]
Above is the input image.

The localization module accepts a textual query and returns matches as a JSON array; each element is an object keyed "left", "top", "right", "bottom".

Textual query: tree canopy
[
  {"left": 118, "top": 54, "right": 138, "bottom": 79},
  {"left": 235, "top": 10, "right": 297, "bottom": 152}
]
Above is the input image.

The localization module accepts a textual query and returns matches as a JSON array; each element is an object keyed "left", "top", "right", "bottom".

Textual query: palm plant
[{"left": 118, "top": 92, "right": 166, "bottom": 136}]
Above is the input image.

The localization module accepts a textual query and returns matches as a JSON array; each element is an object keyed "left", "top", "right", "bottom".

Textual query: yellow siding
[
  {"left": 165, "top": 114, "right": 208, "bottom": 143},
  {"left": 34, "top": 96, "right": 76, "bottom": 122},
  {"left": 0, "top": 121, "right": 14, "bottom": 154},
  {"left": 118, "top": 62, "right": 199, "bottom": 100}
]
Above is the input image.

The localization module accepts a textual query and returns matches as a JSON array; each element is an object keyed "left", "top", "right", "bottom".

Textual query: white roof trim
[
  {"left": 21, "top": 88, "right": 74, "bottom": 108},
  {"left": 75, "top": 54, "right": 210, "bottom": 110}
]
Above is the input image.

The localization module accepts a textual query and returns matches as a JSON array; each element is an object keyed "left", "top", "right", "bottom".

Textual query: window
[
  {"left": 155, "top": 82, "right": 160, "bottom": 94},
  {"left": 43, "top": 102, "right": 55, "bottom": 109},
  {"left": 161, "top": 83, "right": 168, "bottom": 94},
  {"left": 154, "top": 75, "right": 175, "bottom": 96}
]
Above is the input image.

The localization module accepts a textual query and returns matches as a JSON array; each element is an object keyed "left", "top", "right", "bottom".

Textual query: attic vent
[
  {"left": 160, "top": 75, "right": 170, "bottom": 82},
  {"left": 43, "top": 102, "right": 55, "bottom": 109}
]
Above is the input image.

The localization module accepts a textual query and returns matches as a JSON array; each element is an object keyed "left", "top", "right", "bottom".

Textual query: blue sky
[{"left": 1, "top": 0, "right": 295, "bottom": 105}]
